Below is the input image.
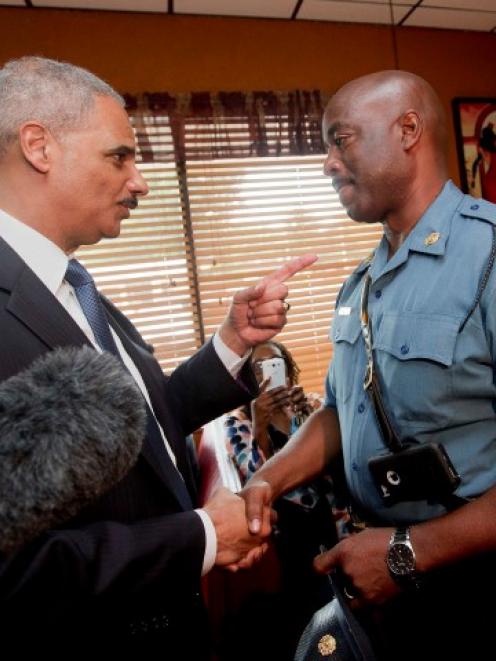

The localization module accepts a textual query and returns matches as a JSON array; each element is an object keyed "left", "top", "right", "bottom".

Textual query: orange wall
[{"left": 1, "top": 6, "right": 496, "bottom": 180}]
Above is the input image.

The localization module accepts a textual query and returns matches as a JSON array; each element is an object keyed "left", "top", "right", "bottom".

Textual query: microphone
[{"left": 0, "top": 346, "right": 146, "bottom": 554}]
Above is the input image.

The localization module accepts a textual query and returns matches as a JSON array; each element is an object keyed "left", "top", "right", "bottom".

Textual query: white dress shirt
[{"left": 0, "top": 208, "right": 250, "bottom": 575}]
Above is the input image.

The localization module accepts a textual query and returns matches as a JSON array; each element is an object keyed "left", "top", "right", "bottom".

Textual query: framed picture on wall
[{"left": 452, "top": 97, "right": 496, "bottom": 203}]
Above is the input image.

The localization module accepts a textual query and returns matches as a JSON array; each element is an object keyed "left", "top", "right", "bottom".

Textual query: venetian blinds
[
  {"left": 187, "top": 155, "right": 382, "bottom": 395},
  {"left": 77, "top": 91, "right": 383, "bottom": 395},
  {"left": 76, "top": 114, "right": 202, "bottom": 372}
]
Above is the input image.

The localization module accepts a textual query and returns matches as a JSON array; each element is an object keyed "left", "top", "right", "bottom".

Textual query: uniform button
[
  {"left": 400, "top": 344, "right": 410, "bottom": 355},
  {"left": 375, "top": 290, "right": 382, "bottom": 299},
  {"left": 351, "top": 462, "right": 359, "bottom": 471},
  {"left": 470, "top": 204, "right": 479, "bottom": 211},
  {"left": 357, "top": 402, "right": 365, "bottom": 413}
]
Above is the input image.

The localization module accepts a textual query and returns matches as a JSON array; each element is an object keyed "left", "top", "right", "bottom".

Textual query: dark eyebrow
[
  {"left": 326, "top": 122, "right": 344, "bottom": 139},
  {"left": 104, "top": 145, "right": 136, "bottom": 157}
]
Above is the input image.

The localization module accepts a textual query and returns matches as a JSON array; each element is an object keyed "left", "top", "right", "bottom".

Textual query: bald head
[
  {"left": 322, "top": 70, "right": 449, "bottom": 225},
  {"left": 330, "top": 70, "right": 448, "bottom": 156}
]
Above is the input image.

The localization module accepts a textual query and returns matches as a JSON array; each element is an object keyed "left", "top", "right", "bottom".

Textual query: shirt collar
[
  {"left": 406, "top": 179, "right": 463, "bottom": 257},
  {"left": 369, "top": 180, "right": 463, "bottom": 280},
  {"left": 0, "top": 208, "right": 69, "bottom": 295}
]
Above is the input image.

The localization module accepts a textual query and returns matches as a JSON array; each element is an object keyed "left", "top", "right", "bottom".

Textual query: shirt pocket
[
  {"left": 374, "top": 312, "right": 460, "bottom": 426},
  {"left": 330, "top": 314, "right": 362, "bottom": 404}
]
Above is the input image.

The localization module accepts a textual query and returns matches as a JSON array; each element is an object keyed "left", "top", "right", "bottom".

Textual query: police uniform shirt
[{"left": 325, "top": 180, "right": 496, "bottom": 524}]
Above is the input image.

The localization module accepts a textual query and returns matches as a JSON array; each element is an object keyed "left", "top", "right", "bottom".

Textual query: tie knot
[{"left": 65, "top": 259, "right": 93, "bottom": 289}]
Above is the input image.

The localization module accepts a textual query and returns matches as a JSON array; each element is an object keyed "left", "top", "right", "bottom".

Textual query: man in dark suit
[{"left": 0, "top": 56, "right": 316, "bottom": 657}]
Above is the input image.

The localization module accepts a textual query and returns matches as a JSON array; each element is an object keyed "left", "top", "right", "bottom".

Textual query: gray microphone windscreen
[{"left": 0, "top": 346, "right": 146, "bottom": 553}]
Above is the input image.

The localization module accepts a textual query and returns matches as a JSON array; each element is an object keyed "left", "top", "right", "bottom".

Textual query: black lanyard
[
  {"left": 359, "top": 223, "right": 496, "bottom": 454},
  {"left": 359, "top": 270, "right": 468, "bottom": 511},
  {"left": 359, "top": 271, "right": 403, "bottom": 453}
]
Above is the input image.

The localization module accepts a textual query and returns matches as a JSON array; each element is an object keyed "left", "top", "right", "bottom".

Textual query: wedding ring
[{"left": 283, "top": 301, "right": 291, "bottom": 312}]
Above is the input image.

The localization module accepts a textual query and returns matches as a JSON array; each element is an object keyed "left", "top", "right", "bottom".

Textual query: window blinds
[
  {"left": 77, "top": 103, "right": 382, "bottom": 396},
  {"left": 186, "top": 155, "right": 382, "bottom": 394},
  {"left": 77, "top": 161, "right": 202, "bottom": 373}
]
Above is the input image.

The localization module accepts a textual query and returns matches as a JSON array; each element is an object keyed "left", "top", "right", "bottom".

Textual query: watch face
[{"left": 387, "top": 543, "right": 415, "bottom": 576}]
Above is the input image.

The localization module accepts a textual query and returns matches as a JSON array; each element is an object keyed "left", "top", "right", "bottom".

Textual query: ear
[
  {"left": 400, "top": 110, "right": 422, "bottom": 151},
  {"left": 18, "top": 121, "right": 52, "bottom": 173}
]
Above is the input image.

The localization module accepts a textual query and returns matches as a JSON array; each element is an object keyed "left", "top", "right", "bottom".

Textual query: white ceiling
[{"left": 0, "top": 0, "right": 495, "bottom": 32}]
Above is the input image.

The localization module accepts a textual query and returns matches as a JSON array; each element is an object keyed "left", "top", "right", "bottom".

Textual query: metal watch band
[{"left": 387, "top": 526, "right": 422, "bottom": 590}]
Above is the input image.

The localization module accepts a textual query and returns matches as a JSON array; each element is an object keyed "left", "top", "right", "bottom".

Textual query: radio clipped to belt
[{"left": 360, "top": 273, "right": 466, "bottom": 511}]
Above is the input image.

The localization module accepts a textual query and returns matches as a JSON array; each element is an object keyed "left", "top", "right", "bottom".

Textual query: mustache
[
  {"left": 118, "top": 197, "right": 138, "bottom": 210},
  {"left": 331, "top": 177, "right": 353, "bottom": 191}
]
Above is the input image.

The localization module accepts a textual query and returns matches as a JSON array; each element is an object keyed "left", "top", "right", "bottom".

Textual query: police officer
[{"left": 240, "top": 70, "right": 496, "bottom": 660}]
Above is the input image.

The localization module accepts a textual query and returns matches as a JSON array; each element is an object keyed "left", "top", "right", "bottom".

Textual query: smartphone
[{"left": 261, "top": 357, "right": 287, "bottom": 390}]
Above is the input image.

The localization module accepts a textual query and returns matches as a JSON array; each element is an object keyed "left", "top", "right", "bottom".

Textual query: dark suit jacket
[{"left": 0, "top": 238, "right": 256, "bottom": 655}]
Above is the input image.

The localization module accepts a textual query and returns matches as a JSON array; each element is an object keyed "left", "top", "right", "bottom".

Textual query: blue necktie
[
  {"left": 65, "top": 258, "right": 193, "bottom": 509},
  {"left": 65, "top": 259, "right": 121, "bottom": 356}
]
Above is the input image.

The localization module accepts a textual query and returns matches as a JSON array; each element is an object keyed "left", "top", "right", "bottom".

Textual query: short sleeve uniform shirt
[{"left": 325, "top": 181, "right": 496, "bottom": 524}]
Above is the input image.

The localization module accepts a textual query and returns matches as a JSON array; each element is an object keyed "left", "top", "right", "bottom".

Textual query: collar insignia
[{"left": 424, "top": 232, "right": 440, "bottom": 246}]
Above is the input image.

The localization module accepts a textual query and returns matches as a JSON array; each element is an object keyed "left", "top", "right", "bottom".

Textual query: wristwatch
[{"left": 386, "top": 527, "right": 419, "bottom": 588}]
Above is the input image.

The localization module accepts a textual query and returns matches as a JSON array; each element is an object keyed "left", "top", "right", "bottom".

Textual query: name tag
[{"left": 338, "top": 306, "right": 351, "bottom": 316}]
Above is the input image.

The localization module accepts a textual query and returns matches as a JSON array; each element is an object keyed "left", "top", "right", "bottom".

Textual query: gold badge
[
  {"left": 318, "top": 634, "right": 337, "bottom": 656},
  {"left": 424, "top": 232, "right": 440, "bottom": 246}
]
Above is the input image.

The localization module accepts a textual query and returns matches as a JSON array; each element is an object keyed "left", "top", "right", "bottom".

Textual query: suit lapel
[
  {"left": 1, "top": 239, "right": 91, "bottom": 351},
  {"left": 0, "top": 239, "right": 192, "bottom": 506}
]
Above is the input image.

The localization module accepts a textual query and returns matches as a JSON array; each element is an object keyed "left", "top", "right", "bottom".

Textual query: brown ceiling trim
[
  {"left": 291, "top": 0, "right": 304, "bottom": 20},
  {"left": 397, "top": 0, "right": 423, "bottom": 27}
]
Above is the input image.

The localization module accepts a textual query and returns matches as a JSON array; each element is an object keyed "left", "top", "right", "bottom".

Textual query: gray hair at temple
[{"left": 0, "top": 56, "right": 124, "bottom": 157}]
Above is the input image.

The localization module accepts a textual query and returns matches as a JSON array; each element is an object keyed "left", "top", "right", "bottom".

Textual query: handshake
[{"left": 203, "top": 481, "right": 274, "bottom": 571}]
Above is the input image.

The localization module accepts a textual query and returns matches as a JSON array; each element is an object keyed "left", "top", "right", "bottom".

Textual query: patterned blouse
[{"left": 224, "top": 412, "right": 320, "bottom": 511}]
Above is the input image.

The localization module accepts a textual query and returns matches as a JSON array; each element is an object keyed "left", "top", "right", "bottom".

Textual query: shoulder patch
[{"left": 459, "top": 195, "right": 496, "bottom": 225}]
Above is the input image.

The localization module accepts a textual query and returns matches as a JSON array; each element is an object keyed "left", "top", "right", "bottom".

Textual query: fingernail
[{"left": 250, "top": 518, "right": 261, "bottom": 534}]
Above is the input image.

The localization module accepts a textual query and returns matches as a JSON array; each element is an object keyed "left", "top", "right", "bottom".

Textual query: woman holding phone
[
  {"left": 223, "top": 340, "right": 337, "bottom": 660},
  {"left": 226, "top": 340, "right": 317, "bottom": 493}
]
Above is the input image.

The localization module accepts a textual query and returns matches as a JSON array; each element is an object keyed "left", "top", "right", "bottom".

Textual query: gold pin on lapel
[
  {"left": 318, "top": 634, "right": 337, "bottom": 656},
  {"left": 424, "top": 232, "right": 440, "bottom": 246}
]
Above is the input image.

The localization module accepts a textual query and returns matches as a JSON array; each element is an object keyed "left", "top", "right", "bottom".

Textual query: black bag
[
  {"left": 368, "top": 441, "right": 460, "bottom": 505},
  {"left": 294, "top": 571, "right": 377, "bottom": 661}
]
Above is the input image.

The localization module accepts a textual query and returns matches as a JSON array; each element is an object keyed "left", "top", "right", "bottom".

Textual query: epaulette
[{"left": 459, "top": 196, "right": 496, "bottom": 225}]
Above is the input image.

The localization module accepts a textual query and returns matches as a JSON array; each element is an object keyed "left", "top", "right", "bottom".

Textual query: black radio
[{"left": 368, "top": 441, "right": 460, "bottom": 506}]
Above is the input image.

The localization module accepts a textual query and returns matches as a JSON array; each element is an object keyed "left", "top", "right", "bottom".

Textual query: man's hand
[
  {"left": 239, "top": 477, "right": 274, "bottom": 535},
  {"left": 203, "top": 486, "right": 271, "bottom": 566},
  {"left": 313, "top": 527, "right": 400, "bottom": 607},
  {"left": 219, "top": 254, "right": 318, "bottom": 356},
  {"left": 225, "top": 483, "right": 278, "bottom": 572}
]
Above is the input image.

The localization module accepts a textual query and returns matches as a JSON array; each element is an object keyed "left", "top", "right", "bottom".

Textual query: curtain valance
[{"left": 124, "top": 90, "right": 329, "bottom": 163}]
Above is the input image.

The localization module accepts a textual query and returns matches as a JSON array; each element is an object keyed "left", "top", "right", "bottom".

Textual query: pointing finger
[{"left": 260, "top": 253, "right": 318, "bottom": 287}]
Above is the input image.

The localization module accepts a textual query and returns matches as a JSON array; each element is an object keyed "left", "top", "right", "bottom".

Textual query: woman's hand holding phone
[{"left": 289, "top": 385, "right": 313, "bottom": 419}]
